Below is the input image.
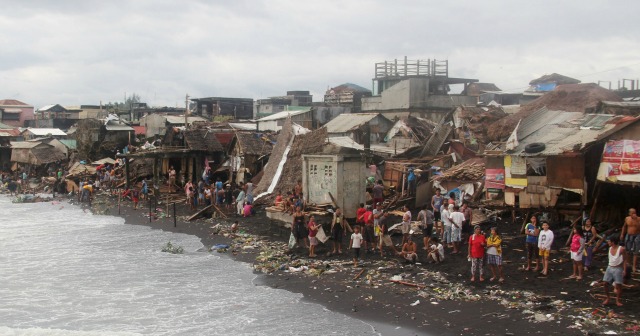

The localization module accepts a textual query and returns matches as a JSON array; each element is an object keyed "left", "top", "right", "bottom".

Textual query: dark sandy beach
[{"left": 81, "top": 192, "right": 639, "bottom": 336}]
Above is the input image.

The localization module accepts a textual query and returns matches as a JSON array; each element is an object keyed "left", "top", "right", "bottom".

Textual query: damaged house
[
  {"left": 10, "top": 140, "right": 66, "bottom": 172},
  {"left": 74, "top": 115, "right": 134, "bottom": 161},
  {"left": 227, "top": 131, "right": 276, "bottom": 185},
  {"left": 121, "top": 124, "right": 225, "bottom": 192},
  {"left": 482, "top": 107, "right": 640, "bottom": 219}
]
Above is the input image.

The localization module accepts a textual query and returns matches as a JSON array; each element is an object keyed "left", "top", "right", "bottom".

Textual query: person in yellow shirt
[{"left": 486, "top": 227, "right": 504, "bottom": 282}]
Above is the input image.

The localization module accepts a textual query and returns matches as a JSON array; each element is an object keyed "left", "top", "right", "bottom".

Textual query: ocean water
[{"left": 0, "top": 197, "right": 379, "bottom": 336}]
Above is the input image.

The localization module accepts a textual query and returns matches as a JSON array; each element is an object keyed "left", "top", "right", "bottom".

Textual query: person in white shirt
[
  {"left": 427, "top": 237, "right": 445, "bottom": 263},
  {"left": 537, "top": 222, "right": 554, "bottom": 276},
  {"left": 441, "top": 204, "right": 453, "bottom": 248},
  {"left": 401, "top": 205, "right": 412, "bottom": 246},
  {"left": 449, "top": 205, "right": 465, "bottom": 254},
  {"left": 350, "top": 226, "right": 364, "bottom": 267}
]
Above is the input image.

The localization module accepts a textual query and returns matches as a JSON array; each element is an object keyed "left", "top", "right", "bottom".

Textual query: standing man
[
  {"left": 417, "top": 204, "right": 435, "bottom": 252},
  {"left": 401, "top": 205, "right": 412, "bottom": 246},
  {"left": 462, "top": 202, "right": 473, "bottom": 242},
  {"left": 372, "top": 180, "right": 385, "bottom": 206},
  {"left": 600, "top": 236, "right": 627, "bottom": 307},
  {"left": 441, "top": 204, "right": 453, "bottom": 248},
  {"left": 431, "top": 190, "right": 443, "bottom": 222},
  {"left": 620, "top": 208, "right": 639, "bottom": 273},
  {"left": 524, "top": 215, "right": 541, "bottom": 272},
  {"left": 450, "top": 205, "right": 465, "bottom": 254},
  {"left": 168, "top": 166, "right": 176, "bottom": 189}
]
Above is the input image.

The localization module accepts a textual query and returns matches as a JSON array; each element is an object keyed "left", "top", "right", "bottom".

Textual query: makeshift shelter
[
  {"left": 323, "top": 112, "right": 393, "bottom": 144},
  {"left": 483, "top": 107, "right": 638, "bottom": 216},
  {"left": 228, "top": 131, "right": 276, "bottom": 184},
  {"left": 10, "top": 141, "right": 66, "bottom": 166}
]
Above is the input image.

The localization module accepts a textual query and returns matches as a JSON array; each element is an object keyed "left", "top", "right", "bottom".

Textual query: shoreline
[{"left": 49, "top": 192, "right": 639, "bottom": 335}]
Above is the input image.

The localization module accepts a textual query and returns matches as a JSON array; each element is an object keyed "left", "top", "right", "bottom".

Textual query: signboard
[
  {"left": 485, "top": 168, "right": 505, "bottom": 189},
  {"left": 598, "top": 140, "right": 640, "bottom": 183}
]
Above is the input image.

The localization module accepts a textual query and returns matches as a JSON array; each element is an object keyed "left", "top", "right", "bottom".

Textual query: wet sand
[{"left": 83, "top": 193, "right": 638, "bottom": 336}]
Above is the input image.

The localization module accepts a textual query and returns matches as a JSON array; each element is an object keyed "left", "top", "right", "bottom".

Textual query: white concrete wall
[{"left": 302, "top": 154, "right": 366, "bottom": 218}]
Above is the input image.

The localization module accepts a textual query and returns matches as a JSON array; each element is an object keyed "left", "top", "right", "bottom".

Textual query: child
[
  {"left": 231, "top": 220, "right": 239, "bottom": 233},
  {"left": 468, "top": 225, "right": 486, "bottom": 282},
  {"left": 131, "top": 188, "right": 140, "bottom": 210},
  {"left": 427, "top": 237, "right": 445, "bottom": 263},
  {"left": 570, "top": 225, "right": 586, "bottom": 280},
  {"left": 486, "top": 227, "right": 504, "bottom": 283},
  {"left": 537, "top": 222, "right": 554, "bottom": 276},
  {"left": 274, "top": 190, "right": 283, "bottom": 208},
  {"left": 350, "top": 226, "right": 364, "bottom": 267},
  {"left": 400, "top": 236, "right": 418, "bottom": 263},
  {"left": 307, "top": 216, "right": 320, "bottom": 258}
]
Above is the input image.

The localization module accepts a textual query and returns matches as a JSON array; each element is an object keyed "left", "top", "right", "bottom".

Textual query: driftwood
[
  {"left": 389, "top": 279, "right": 426, "bottom": 289},
  {"left": 353, "top": 269, "right": 366, "bottom": 281},
  {"left": 188, "top": 205, "right": 213, "bottom": 221}
]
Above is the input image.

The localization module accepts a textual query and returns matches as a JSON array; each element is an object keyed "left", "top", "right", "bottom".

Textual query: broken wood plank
[
  {"left": 188, "top": 205, "right": 213, "bottom": 221},
  {"left": 327, "top": 192, "right": 338, "bottom": 208},
  {"left": 212, "top": 204, "right": 228, "bottom": 219},
  {"left": 353, "top": 269, "right": 366, "bottom": 281},
  {"left": 389, "top": 279, "right": 426, "bottom": 289}
]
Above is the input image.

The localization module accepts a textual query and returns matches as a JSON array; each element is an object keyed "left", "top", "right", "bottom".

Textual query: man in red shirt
[
  {"left": 355, "top": 203, "right": 367, "bottom": 231},
  {"left": 362, "top": 205, "right": 376, "bottom": 252}
]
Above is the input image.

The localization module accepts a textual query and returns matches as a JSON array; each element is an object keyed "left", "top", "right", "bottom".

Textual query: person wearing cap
[{"left": 468, "top": 225, "right": 486, "bottom": 282}]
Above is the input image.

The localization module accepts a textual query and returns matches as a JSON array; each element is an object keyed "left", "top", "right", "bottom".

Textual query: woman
[
  {"left": 235, "top": 188, "right": 245, "bottom": 216},
  {"left": 570, "top": 225, "right": 586, "bottom": 281},
  {"left": 331, "top": 207, "right": 347, "bottom": 255},
  {"left": 583, "top": 219, "right": 598, "bottom": 271},
  {"left": 292, "top": 206, "right": 308, "bottom": 249},
  {"left": 486, "top": 227, "right": 504, "bottom": 283},
  {"left": 468, "top": 225, "right": 486, "bottom": 282},
  {"left": 307, "top": 216, "right": 320, "bottom": 258}
]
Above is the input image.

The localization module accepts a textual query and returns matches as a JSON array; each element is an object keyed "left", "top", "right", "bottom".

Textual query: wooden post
[
  {"left": 173, "top": 202, "right": 177, "bottom": 227},
  {"left": 124, "top": 157, "right": 130, "bottom": 189},
  {"left": 118, "top": 192, "right": 121, "bottom": 215}
]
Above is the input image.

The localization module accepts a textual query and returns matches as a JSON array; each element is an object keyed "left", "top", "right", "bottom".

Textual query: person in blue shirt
[
  {"left": 524, "top": 215, "right": 541, "bottom": 271},
  {"left": 407, "top": 168, "right": 416, "bottom": 196}
]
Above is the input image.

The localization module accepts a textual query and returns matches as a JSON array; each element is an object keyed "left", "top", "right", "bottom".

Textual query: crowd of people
[{"left": 279, "top": 183, "right": 637, "bottom": 308}]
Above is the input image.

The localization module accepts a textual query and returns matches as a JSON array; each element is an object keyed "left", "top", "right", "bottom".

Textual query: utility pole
[{"left": 185, "top": 94, "right": 189, "bottom": 129}]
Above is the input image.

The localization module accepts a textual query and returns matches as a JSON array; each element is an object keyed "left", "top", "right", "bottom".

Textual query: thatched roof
[
  {"left": 31, "top": 147, "right": 66, "bottom": 164},
  {"left": 234, "top": 132, "right": 275, "bottom": 156},
  {"left": 183, "top": 128, "right": 223, "bottom": 152},
  {"left": 487, "top": 83, "right": 622, "bottom": 142}
]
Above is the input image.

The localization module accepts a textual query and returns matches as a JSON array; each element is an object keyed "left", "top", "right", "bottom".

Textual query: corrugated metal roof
[
  {"left": 23, "top": 128, "right": 66, "bottom": 136},
  {"left": 256, "top": 108, "right": 311, "bottom": 121},
  {"left": 228, "top": 123, "right": 256, "bottom": 130},
  {"left": 105, "top": 124, "right": 134, "bottom": 131},
  {"left": 11, "top": 141, "right": 44, "bottom": 149},
  {"left": 165, "top": 116, "right": 207, "bottom": 124},
  {"left": 328, "top": 136, "right": 409, "bottom": 156},
  {"left": 323, "top": 113, "right": 386, "bottom": 133},
  {"left": 59, "top": 139, "right": 77, "bottom": 149},
  {"left": 510, "top": 109, "right": 624, "bottom": 156}
]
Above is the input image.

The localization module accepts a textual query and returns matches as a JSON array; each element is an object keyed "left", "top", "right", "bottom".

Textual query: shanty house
[
  {"left": 142, "top": 114, "right": 207, "bottom": 139},
  {"left": 228, "top": 132, "right": 276, "bottom": 184},
  {"left": 483, "top": 107, "right": 637, "bottom": 214},
  {"left": 11, "top": 141, "right": 66, "bottom": 167},
  {"left": 256, "top": 107, "right": 313, "bottom": 132},
  {"left": 323, "top": 113, "right": 393, "bottom": 144}
]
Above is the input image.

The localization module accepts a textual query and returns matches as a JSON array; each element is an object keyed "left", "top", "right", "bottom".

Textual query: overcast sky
[{"left": 1, "top": 0, "right": 639, "bottom": 109}]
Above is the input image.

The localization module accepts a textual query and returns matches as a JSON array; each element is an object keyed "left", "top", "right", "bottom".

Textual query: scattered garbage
[{"left": 161, "top": 241, "right": 184, "bottom": 254}]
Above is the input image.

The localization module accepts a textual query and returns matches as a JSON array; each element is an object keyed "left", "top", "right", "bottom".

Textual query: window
[
  {"left": 310, "top": 164, "right": 318, "bottom": 176},
  {"left": 324, "top": 164, "right": 333, "bottom": 177},
  {"left": 526, "top": 158, "right": 546, "bottom": 176}
]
